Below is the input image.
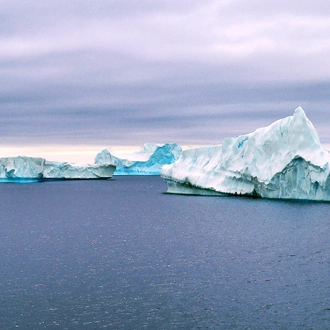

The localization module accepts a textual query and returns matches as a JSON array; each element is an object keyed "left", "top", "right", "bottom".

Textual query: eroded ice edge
[
  {"left": 0, "top": 157, "right": 116, "bottom": 182},
  {"left": 161, "top": 107, "right": 330, "bottom": 201},
  {"left": 95, "top": 143, "right": 182, "bottom": 175}
]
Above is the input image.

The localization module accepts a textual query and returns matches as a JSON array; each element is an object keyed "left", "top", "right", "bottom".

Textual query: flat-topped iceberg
[
  {"left": 95, "top": 143, "right": 182, "bottom": 175},
  {"left": 0, "top": 156, "right": 115, "bottom": 182},
  {"left": 161, "top": 107, "right": 330, "bottom": 201}
]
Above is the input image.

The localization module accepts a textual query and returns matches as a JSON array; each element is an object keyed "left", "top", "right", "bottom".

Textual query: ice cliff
[
  {"left": 161, "top": 107, "right": 330, "bottom": 201},
  {"left": 95, "top": 143, "right": 182, "bottom": 175},
  {"left": 0, "top": 156, "right": 115, "bottom": 182},
  {"left": 0, "top": 157, "right": 45, "bottom": 182}
]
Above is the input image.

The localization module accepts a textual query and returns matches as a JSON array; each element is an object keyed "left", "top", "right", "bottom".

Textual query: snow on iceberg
[
  {"left": 0, "top": 156, "right": 115, "bottom": 182},
  {"left": 43, "top": 161, "right": 116, "bottom": 179},
  {"left": 95, "top": 143, "right": 182, "bottom": 175},
  {"left": 161, "top": 107, "right": 330, "bottom": 201}
]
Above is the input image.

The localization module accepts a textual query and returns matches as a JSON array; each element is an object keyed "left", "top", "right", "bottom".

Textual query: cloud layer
[{"left": 1, "top": 0, "right": 330, "bottom": 146}]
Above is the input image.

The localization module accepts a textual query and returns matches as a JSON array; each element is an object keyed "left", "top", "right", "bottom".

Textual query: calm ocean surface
[{"left": 0, "top": 176, "right": 330, "bottom": 329}]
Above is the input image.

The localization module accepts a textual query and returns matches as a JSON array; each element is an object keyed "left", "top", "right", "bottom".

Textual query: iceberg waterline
[
  {"left": 161, "top": 107, "right": 330, "bottom": 201},
  {"left": 0, "top": 156, "right": 116, "bottom": 181},
  {"left": 95, "top": 143, "right": 182, "bottom": 175}
]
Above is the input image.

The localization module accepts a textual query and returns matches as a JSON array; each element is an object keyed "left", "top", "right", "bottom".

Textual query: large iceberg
[
  {"left": 95, "top": 143, "right": 182, "bottom": 175},
  {"left": 161, "top": 107, "right": 330, "bottom": 201},
  {"left": 0, "top": 156, "right": 115, "bottom": 182}
]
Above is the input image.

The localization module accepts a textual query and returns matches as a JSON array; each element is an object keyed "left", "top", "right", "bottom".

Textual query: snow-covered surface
[
  {"left": 95, "top": 143, "right": 182, "bottom": 175},
  {"left": 0, "top": 156, "right": 115, "bottom": 182},
  {"left": 161, "top": 107, "right": 330, "bottom": 201},
  {"left": 43, "top": 161, "right": 116, "bottom": 179}
]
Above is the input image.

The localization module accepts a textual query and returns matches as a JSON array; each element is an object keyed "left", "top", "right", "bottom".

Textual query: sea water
[{"left": 0, "top": 176, "right": 329, "bottom": 329}]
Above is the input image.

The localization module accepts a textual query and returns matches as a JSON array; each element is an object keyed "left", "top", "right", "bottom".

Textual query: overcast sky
[{"left": 2, "top": 0, "right": 330, "bottom": 147}]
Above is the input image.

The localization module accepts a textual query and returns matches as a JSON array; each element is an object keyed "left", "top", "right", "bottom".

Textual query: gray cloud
[{"left": 1, "top": 0, "right": 330, "bottom": 147}]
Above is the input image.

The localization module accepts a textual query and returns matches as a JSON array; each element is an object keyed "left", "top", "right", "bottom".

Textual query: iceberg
[
  {"left": 0, "top": 156, "right": 115, "bottom": 182},
  {"left": 95, "top": 143, "right": 182, "bottom": 175},
  {"left": 161, "top": 107, "right": 330, "bottom": 201},
  {"left": 0, "top": 156, "right": 44, "bottom": 182}
]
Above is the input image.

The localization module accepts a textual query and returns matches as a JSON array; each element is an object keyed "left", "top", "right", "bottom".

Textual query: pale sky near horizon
[
  {"left": 0, "top": 144, "right": 202, "bottom": 163},
  {"left": 2, "top": 0, "right": 330, "bottom": 152}
]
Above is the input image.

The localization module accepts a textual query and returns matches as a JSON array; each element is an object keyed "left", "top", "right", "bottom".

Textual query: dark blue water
[{"left": 0, "top": 176, "right": 330, "bottom": 329}]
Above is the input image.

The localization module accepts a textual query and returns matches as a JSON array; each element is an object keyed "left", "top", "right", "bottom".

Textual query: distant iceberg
[
  {"left": 161, "top": 107, "right": 330, "bottom": 201},
  {"left": 0, "top": 156, "right": 115, "bottom": 182},
  {"left": 0, "top": 156, "right": 45, "bottom": 182},
  {"left": 95, "top": 143, "right": 182, "bottom": 175}
]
